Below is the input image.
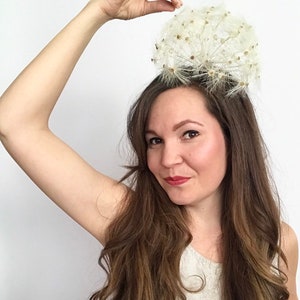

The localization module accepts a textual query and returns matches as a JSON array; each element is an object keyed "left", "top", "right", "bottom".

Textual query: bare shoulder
[
  {"left": 280, "top": 222, "right": 299, "bottom": 299},
  {"left": 281, "top": 222, "right": 299, "bottom": 266}
]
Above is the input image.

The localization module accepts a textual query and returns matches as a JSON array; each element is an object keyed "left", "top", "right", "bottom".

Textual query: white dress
[{"left": 180, "top": 245, "right": 222, "bottom": 299}]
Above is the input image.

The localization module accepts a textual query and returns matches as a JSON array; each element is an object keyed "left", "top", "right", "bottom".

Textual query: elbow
[
  {"left": 0, "top": 104, "right": 27, "bottom": 144},
  {"left": 0, "top": 103, "right": 16, "bottom": 142},
  {"left": 0, "top": 103, "right": 48, "bottom": 143},
  {"left": 0, "top": 105, "right": 9, "bottom": 142}
]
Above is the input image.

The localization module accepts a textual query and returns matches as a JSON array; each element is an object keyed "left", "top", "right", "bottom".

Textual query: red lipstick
[{"left": 164, "top": 176, "right": 190, "bottom": 186}]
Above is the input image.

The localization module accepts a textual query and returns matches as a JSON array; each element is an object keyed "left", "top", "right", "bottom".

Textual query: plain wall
[{"left": 1, "top": 0, "right": 299, "bottom": 299}]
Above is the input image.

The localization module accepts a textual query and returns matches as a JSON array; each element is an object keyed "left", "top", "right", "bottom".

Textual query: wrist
[{"left": 81, "top": 1, "right": 114, "bottom": 29}]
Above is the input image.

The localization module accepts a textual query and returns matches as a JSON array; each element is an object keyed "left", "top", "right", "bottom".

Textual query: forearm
[{"left": 0, "top": 2, "right": 109, "bottom": 138}]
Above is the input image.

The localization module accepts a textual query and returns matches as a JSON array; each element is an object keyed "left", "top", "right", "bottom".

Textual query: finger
[
  {"left": 171, "top": 0, "right": 183, "bottom": 9},
  {"left": 144, "top": 0, "right": 182, "bottom": 15}
]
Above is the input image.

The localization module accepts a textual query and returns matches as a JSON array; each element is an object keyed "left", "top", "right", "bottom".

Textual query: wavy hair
[{"left": 90, "top": 73, "right": 289, "bottom": 299}]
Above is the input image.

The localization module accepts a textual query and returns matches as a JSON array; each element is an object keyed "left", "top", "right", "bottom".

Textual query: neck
[
  {"left": 185, "top": 196, "right": 223, "bottom": 263},
  {"left": 186, "top": 192, "right": 222, "bottom": 231}
]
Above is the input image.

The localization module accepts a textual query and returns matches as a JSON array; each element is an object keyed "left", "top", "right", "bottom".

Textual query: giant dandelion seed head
[{"left": 152, "top": 5, "right": 260, "bottom": 95}]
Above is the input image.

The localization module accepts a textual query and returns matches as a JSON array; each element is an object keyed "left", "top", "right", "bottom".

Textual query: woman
[{"left": 0, "top": 0, "right": 298, "bottom": 299}]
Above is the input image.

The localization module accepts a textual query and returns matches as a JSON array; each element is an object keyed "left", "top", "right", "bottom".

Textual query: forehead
[{"left": 147, "top": 86, "right": 210, "bottom": 126}]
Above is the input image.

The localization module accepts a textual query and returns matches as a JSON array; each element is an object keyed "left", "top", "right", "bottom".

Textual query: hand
[{"left": 90, "top": 0, "right": 182, "bottom": 20}]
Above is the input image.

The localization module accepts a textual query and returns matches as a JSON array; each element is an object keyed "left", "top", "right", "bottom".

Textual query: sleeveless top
[{"left": 180, "top": 245, "right": 222, "bottom": 299}]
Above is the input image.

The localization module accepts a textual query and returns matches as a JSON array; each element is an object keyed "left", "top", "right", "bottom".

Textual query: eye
[
  {"left": 148, "top": 137, "right": 163, "bottom": 146},
  {"left": 183, "top": 130, "right": 200, "bottom": 140}
]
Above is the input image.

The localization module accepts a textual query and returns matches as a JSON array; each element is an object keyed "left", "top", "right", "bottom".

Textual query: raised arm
[{"left": 0, "top": 0, "right": 182, "bottom": 244}]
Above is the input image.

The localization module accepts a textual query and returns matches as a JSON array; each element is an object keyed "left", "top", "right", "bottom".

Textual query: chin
[{"left": 167, "top": 196, "right": 194, "bottom": 206}]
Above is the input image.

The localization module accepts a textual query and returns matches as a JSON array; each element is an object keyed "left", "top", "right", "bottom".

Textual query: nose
[{"left": 160, "top": 142, "right": 183, "bottom": 168}]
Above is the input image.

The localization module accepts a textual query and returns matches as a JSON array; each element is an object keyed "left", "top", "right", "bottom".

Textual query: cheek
[
  {"left": 189, "top": 137, "right": 227, "bottom": 173},
  {"left": 146, "top": 151, "right": 158, "bottom": 174},
  {"left": 205, "top": 138, "right": 227, "bottom": 175}
]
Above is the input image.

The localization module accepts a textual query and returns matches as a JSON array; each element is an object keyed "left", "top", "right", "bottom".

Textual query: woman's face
[{"left": 146, "top": 86, "right": 227, "bottom": 210}]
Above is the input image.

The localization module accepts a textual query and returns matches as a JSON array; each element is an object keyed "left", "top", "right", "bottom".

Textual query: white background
[{"left": 0, "top": 0, "right": 299, "bottom": 299}]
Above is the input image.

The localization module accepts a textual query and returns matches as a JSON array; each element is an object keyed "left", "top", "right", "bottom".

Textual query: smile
[{"left": 164, "top": 176, "right": 191, "bottom": 186}]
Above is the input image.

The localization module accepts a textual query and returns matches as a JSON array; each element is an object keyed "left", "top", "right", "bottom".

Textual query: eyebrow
[
  {"left": 173, "top": 119, "right": 204, "bottom": 131},
  {"left": 145, "top": 119, "right": 204, "bottom": 135}
]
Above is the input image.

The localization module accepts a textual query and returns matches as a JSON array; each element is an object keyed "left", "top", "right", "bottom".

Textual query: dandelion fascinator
[{"left": 152, "top": 5, "right": 260, "bottom": 95}]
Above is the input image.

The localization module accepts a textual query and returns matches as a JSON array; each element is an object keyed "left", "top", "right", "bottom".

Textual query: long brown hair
[{"left": 90, "top": 74, "right": 289, "bottom": 299}]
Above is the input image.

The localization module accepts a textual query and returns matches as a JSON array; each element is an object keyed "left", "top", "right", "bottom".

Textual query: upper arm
[
  {"left": 1, "top": 128, "right": 127, "bottom": 244},
  {"left": 280, "top": 222, "right": 299, "bottom": 299}
]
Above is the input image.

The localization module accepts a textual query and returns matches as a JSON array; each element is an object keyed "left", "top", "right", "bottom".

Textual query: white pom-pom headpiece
[{"left": 152, "top": 5, "right": 260, "bottom": 95}]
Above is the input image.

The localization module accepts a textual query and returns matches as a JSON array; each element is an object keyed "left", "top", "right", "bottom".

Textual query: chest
[{"left": 180, "top": 245, "right": 222, "bottom": 299}]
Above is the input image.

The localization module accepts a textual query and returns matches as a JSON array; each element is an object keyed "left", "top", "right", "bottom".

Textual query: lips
[{"left": 164, "top": 176, "right": 190, "bottom": 186}]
